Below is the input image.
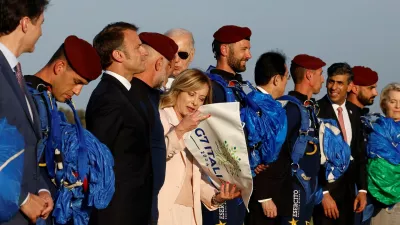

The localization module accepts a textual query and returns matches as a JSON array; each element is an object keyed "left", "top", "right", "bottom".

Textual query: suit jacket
[
  {"left": 0, "top": 51, "right": 48, "bottom": 225},
  {"left": 317, "top": 95, "right": 367, "bottom": 202},
  {"left": 86, "top": 73, "right": 153, "bottom": 225},
  {"left": 157, "top": 107, "right": 217, "bottom": 225}
]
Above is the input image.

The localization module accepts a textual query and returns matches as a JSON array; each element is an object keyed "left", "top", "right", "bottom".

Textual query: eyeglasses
[{"left": 177, "top": 51, "right": 189, "bottom": 60}]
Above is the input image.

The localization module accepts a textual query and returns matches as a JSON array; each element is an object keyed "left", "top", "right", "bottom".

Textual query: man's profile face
[{"left": 227, "top": 39, "right": 252, "bottom": 73}]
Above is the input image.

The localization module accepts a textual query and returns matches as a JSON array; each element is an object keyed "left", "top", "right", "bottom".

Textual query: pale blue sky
[{"left": 20, "top": 0, "right": 399, "bottom": 112}]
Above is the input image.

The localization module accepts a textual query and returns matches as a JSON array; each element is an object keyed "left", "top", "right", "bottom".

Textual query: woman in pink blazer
[{"left": 157, "top": 69, "right": 241, "bottom": 225}]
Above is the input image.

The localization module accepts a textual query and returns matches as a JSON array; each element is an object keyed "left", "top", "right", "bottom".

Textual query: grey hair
[
  {"left": 164, "top": 28, "right": 195, "bottom": 48},
  {"left": 380, "top": 82, "right": 400, "bottom": 115}
]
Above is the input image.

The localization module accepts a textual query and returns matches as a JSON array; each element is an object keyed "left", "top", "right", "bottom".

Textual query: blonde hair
[
  {"left": 160, "top": 69, "right": 212, "bottom": 109},
  {"left": 380, "top": 82, "right": 400, "bottom": 115}
]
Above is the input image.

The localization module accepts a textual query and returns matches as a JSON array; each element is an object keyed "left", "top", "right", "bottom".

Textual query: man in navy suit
[{"left": 0, "top": 0, "right": 53, "bottom": 224}]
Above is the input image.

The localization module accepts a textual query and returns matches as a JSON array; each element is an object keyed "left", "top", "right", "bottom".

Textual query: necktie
[
  {"left": 337, "top": 107, "right": 348, "bottom": 143},
  {"left": 14, "top": 62, "right": 25, "bottom": 93}
]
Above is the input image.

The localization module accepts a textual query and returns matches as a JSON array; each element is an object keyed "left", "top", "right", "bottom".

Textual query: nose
[
  {"left": 247, "top": 50, "right": 252, "bottom": 60},
  {"left": 72, "top": 85, "right": 83, "bottom": 96}
]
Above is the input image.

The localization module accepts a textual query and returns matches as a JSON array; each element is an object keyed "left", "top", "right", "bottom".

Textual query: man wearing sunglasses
[
  {"left": 164, "top": 28, "right": 195, "bottom": 90},
  {"left": 202, "top": 24, "right": 252, "bottom": 225}
]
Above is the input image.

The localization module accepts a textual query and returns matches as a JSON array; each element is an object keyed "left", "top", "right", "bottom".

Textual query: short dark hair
[
  {"left": 290, "top": 63, "right": 306, "bottom": 84},
  {"left": 254, "top": 51, "right": 286, "bottom": 86},
  {"left": 0, "top": 0, "right": 49, "bottom": 35},
  {"left": 47, "top": 44, "right": 65, "bottom": 65},
  {"left": 212, "top": 39, "right": 222, "bottom": 59},
  {"left": 327, "top": 62, "right": 354, "bottom": 83},
  {"left": 93, "top": 22, "right": 139, "bottom": 69}
]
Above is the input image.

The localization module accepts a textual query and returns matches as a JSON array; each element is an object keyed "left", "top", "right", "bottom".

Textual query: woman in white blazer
[{"left": 157, "top": 69, "right": 241, "bottom": 225}]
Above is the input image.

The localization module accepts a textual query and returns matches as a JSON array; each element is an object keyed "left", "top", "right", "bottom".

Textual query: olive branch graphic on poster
[{"left": 215, "top": 140, "right": 242, "bottom": 177}]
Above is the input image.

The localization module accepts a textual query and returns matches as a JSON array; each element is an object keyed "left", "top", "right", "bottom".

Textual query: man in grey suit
[{"left": 0, "top": 0, "right": 53, "bottom": 224}]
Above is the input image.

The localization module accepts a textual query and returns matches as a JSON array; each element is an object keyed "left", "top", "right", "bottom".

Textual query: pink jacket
[{"left": 157, "top": 107, "right": 218, "bottom": 225}]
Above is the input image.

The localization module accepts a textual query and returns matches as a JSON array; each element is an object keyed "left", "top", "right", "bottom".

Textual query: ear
[
  {"left": 220, "top": 44, "right": 229, "bottom": 57},
  {"left": 111, "top": 49, "right": 124, "bottom": 63},
  {"left": 305, "top": 69, "right": 313, "bottom": 81},
  {"left": 20, "top": 17, "right": 30, "bottom": 33},
  {"left": 347, "top": 81, "right": 354, "bottom": 92},
  {"left": 350, "top": 84, "right": 359, "bottom": 94},
  {"left": 272, "top": 75, "right": 280, "bottom": 86},
  {"left": 53, "top": 60, "right": 67, "bottom": 76},
  {"left": 188, "top": 48, "right": 195, "bottom": 63},
  {"left": 155, "top": 57, "right": 164, "bottom": 71}
]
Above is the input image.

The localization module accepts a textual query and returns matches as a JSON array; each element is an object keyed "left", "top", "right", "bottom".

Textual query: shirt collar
[
  {"left": 327, "top": 95, "right": 347, "bottom": 110},
  {"left": 105, "top": 70, "right": 131, "bottom": 90},
  {"left": 256, "top": 86, "right": 269, "bottom": 95},
  {"left": 0, "top": 42, "right": 18, "bottom": 71}
]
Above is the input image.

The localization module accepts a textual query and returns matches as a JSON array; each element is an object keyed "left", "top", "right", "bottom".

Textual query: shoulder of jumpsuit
[
  {"left": 209, "top": 68, "right": 244, "bottom": 83},
  {"left": 24, "top": 75, "right": 52, "bottom": 91}
]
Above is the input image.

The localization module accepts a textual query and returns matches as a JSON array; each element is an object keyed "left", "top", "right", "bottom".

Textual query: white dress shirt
[{"left": 105, "top": 70, "right": 131, "bottom": 90}]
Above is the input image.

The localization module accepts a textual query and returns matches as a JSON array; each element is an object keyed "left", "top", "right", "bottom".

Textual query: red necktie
[
  {"left": 14, "top": 62, "right": 25, "bottom": 92},
  {"left": 337, "top": 107, "right": 348, "bottom": 143}
]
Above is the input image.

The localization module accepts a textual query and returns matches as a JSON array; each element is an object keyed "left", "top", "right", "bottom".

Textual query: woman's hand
[
  {"left": 175, "top": 111, "right": 210, "bottom": 139},
  {"left": 214, "top": 182, "right": 241, "bottom": 204}
]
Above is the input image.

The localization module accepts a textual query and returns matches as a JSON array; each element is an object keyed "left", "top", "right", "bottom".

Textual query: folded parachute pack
[
  {"left": 28, "top": 86, "right": 115, "bottom": 225},
  {"left": 0, "top": 118, "right": 24, "bottom": 223},
  {"left": 318, "top": 119, "right": 352, "bottom": 184},
  {"left": 362, "top": 113, "right": 400, "bottom": 206},
  {"left": 240, "top": 86, "right": 287, "bottom": 177}
]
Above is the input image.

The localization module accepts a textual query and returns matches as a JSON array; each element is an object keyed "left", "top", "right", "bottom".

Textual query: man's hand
[
  {"left": 261, "top": 200, "right": 277, "bottom": 218},
  {"left": 354, "top": 192, "right": 367, "bottom": 213},
  {"left": 254, "top": 164, "right": 269, "bottom": 174},
  {"left": 39, "top": 191, "right": 54, "bottom": 219},
  {"left": 20, "top": 193, "right": 46, "bottom": 223},
  {"left": 322, "top": 193, "right": 339, "bottom": 219}
]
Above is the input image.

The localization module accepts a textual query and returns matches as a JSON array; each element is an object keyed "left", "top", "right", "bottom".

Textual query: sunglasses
[{"left": 177, "top": 51, "right": 189, "bottom": 60}]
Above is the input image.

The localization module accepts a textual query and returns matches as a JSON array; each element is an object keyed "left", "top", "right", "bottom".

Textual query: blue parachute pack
[
  {"left": 27, "top": 85, "right": 115, "bottom": 225},
  {"left": 206, "top": 65, "right": 287, "bottom": 176},
  {"left": 318, "top": 119, "right": 351, "bottom": 183},
  {"left": 0, "top": 118, "right": 25, "bottom": 223},
  {"left": 362, "top": 113, "right": 400, "bottom": 163}
]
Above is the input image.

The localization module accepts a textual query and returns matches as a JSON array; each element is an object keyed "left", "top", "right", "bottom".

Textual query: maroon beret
[
  {"left": 213, "top": 25, "right": 252, "bottom": 43},
  {"left": 291, "top": 54, "right": 326, "bottom": 70},
  {"left": 139, "top": 32, "right": 178, "bottom": 61},
  {"left": 352, "top": 66, "right": 378, "bottom": 86},
  {"left": 64, "top": 35, "right": 102, "bottom": 82}
]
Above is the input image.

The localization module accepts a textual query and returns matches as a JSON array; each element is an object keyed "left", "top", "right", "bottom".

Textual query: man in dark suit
[
  {"left": 132, "top": 32, "right": 178, "bottom": 223},
  {"left": 245, "top": 51, "right": 290, "bottom": 225},
  {"left": 85, "top": 22, "right": 151, "bottom": 225},
  {"left": 0, "top": 1, "right": 53, "bottom": 224},
  {"left": 314, "top": 63, "right": 367, "bottom": 225}
]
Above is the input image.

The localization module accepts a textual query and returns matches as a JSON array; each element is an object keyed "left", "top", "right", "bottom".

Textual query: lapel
[
  {"left": 164, "top": 107, "right": 188, "bottom": 166},
  {"left": 319, "top": 95, "right": 344, "bottom": 133},
  {"left": 0, "top": 51, "right": 40, "bottom": 138},
  {"left": 345, "top": 101, "right": 357, "bottom": 147},
  {"left": 102, "top": 73, "right": 151, "bottom": 129}
]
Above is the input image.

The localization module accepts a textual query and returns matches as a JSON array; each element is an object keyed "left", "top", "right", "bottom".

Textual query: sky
[{"left": 20, "top": 0, "right": 399, "bottom": 112}]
